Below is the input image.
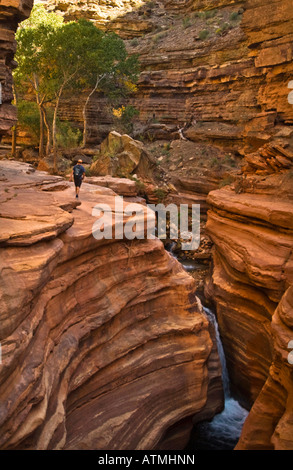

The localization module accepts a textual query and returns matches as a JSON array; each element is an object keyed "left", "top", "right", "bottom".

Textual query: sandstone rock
[
  {"left": 0, "top": 0, "right": 34, "bottom": 139},
  {"left": 236, "top": 285, "right": 293, "bottom": 450},
  {"left": 85, "top": 175, "right": 138, "bottom": 197},
  {"left": 242, "top": 143, "right": 293, "bottom": 175},
  {"left": 0, "top": 160, "right": 223, "bottom": 450},
  {"left": 205, "top": 169, "right": 293, "bottom": 448},
  {"left": 30, "top": 0, "right": 293, "bottom": 156},
  {"left": 90, "top": 131, "right": 156, "bottom": 179}
]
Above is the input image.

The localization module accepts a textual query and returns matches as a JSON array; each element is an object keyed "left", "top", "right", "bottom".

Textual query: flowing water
[
  {"left": 190, "top": 307, "right": 249, "bottom": 450},
  {"left": 168, "top": 248, "right": 249, "bottom": 450}
]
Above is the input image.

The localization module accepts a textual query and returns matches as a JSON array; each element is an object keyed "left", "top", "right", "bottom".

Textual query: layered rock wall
[
  {"left": 0, "top": 160, "right": 223, "bottom": 450},
  {"left": 135, "top": 0, "right": 293, "bottom": 152},
  {"left": 40, "top": 0, "right": 293, "bottom": 152},
  {"left": 205, "top": 169, "right": 293, "bottom": 449},
  {"left": 0, "top": 0, "right": 33, "bottom": 138}
]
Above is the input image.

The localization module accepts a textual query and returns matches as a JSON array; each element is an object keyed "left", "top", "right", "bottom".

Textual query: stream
[
  {"left": 190, "top": 307, "right": 249, "bottom": 450},
  {"left": 168, "top": 248, "right": 249, "bottom": 450}
]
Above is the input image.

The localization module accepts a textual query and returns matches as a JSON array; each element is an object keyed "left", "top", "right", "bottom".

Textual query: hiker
[{"left": 71, "top": 159, "right": 85, "bottom": 198}]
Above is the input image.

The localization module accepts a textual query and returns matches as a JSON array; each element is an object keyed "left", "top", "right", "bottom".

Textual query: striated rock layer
[
  {"left": 0, "top": 160, "right": 223, "bottom": 450},
  {"left": 133, "top": 0, "right": 293, "bottom": 152},
  {"left": 205, "top": 169, "right": 293, "bottom": 449},
  {"left": 0, "top": 0, "right": 33, "bottom": 138},
  {"left": 40, "top": 0, "right": 293, "bottom": 152}
]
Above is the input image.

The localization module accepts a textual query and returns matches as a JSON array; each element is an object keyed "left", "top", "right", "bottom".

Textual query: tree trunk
[
  {"left": 11, "top": 126, "right": 17, "bottom": 157},
  {"left": 82, "top": 94, "right": 91, "bottom": 148},
  {"left": 38, "top": 104, "right": 45, "bottom": 158},
  {"left": 82, "top": 74, "right": 104, "bottom": 148},
  {"left": 33, "top": 75, "right": 45, "bottom": 158},
  {"left": 11, "top": 85, "right": 17, "bottom": 157},
  {"left": 52, "top": 90, "right": 62, "bottom": 172},
  {"left": 42, "top": 105, "right": 51, "bottom": 157}
]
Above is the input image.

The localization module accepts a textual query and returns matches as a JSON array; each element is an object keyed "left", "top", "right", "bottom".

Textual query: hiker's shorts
[{"left": 74, "top": 177, "right": 83, "bottom": 188}]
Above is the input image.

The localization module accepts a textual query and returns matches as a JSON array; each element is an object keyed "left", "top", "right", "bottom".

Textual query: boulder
[{"left": 90, "top": 131, "right": 156, "bottom": 179}]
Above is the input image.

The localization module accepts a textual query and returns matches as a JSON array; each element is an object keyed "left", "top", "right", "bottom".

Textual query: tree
[
  {"left": 47, "top": 20, "right": 97, "bottom": 168},
  {"left": 78, "top": 26, "right": 140, "bottom": 147},
  {"left": 14, "top": 6, "right": 140, "bottom": 170},
  {"left": 14, "top": 5, "right": 63, "bottom": 157}
]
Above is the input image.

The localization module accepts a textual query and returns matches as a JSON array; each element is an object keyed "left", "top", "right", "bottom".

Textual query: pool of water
[
  {"left": 167, "top": 246, "right": 249, "bottom": 450},
  {"left": 189, "top": 308, "right": 249, "bottom": 450}
]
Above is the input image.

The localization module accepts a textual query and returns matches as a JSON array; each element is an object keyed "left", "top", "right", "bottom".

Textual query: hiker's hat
[{"left": 78, "top": 159, "right": 83, "bottom": 163}]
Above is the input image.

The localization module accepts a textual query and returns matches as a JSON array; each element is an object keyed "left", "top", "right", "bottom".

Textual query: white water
[
  {"left": 166, "top": 247, "right": 249, "bottom": 449},
  {"left": 193, "top": 307, "right": 249, "bottom": 450}
]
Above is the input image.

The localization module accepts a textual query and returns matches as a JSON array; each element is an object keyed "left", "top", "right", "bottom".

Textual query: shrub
[
  {"left": 219, "top": 176, "right": 234, "bottom": 188},
  {"left": 205, "top": 9, "right": 218, "bottom": 19},
  {"left": 211, "top": 157, "right": 220, "bottom": 167},
  {"left": 216, "top": 22, "right": 231, "bottom": 35},
  {"left": 230, "top": 11, "right": 241, "bottom": 21},
  {"left": 56, "top": 121, "right": 82, "bottom": 149},
  {"left": 199, "top": 29, "right": 210, "bottom": 40},
  {"left": 153, "top": 187, "right": 167, "bottom": 202},
  {"left": 130, "top": 38, "right": 139, "bottom": 47},
  {"left": 196, "top": 9, "right": 218, "bottom": 20},
  {"left": 182, "top": 17, "right": 192, "bottom": 28},
  {"left": 17, "top": 100, "right": 40, "bottom": 144}
]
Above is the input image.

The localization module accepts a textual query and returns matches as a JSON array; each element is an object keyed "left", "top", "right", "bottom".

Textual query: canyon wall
[
  {"left": 0, "top": 160, "right": 223, "bottom": 450},
  {"left": 204, "top": 160, "right": 293, "bottom": 449},
  {"left": 0, "top": 0, "right": 33, "bottom": 138},
  {"left": 133, "top": 0, "right": 293, "bottom": 153},
  {"left": 0, "top": 0, "right": 225, "bottom": 449},
  {"left": 2, "top": 0, "right": 293, "bottom": 451},
  {"left": 39, "top": 0, "right": 293, "bottom": 153}
]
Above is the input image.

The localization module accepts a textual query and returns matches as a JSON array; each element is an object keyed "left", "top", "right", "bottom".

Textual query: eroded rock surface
[
  {"left": 0, "top": 0, "right": 33, "bottom": 138},
  {"left": 205, "top": 167, "right": 293, "bottom": 449},
  {"left": 40, "top": 0, "right": 293, "bottom": 153},
  {"left": 0, "top": 160, "right": 223, "bottom": 450}
]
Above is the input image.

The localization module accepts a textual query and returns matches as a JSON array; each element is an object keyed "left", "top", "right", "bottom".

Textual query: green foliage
[
  {"left": 17, "top": 100, "right": 40, "bottom": 143},
  {"left": 195, "top": 9, "right": 218, "bottom": 20},
  {"left": 211, "top": 157, "right": 221, "bottom": 168},
  {"left": 216, "top": 22, "right": 231, "bottom": 35},
  {"left": 121, "top": 105, "right": 139, "bottom": 133},
  {"left": 199, "top": 29, "right": 210, "bottom": 40},
  {"left": 129, "top": 176, "right": 146, "bottom": 194},
  {"left": 146, "top": 0, "right": 155, "bottom": 8},
  {"left": 55, "top": 121, "right": 82, "bottom": 149},
  {"left": 152, "top": 31, "right": 168, "bottom": 43},
  {"left": 81, "top": 28, "right": 140, "bottom": 102},
  {"left": 13, "top": 4, "right": 140, "bottom": 157},
  {"left": 223, "top": 154, "right": 236, "bottom": 167},
  {"left": 230, "top": 11, "right": 242, "bottom": 21},
  {"left": 130, "top": 38, "right": 139, "bottom": 47},
  {"left": 14, "top": 5, "right": 64, "bottom": 94},
  {"left": 204, "top": 9, "right": 218, "bottom": 19},
  {"left": 153, "top": 187, "right": 167, "bottom": 202},
  {"left": 182, "top": 17, "right": 192, "bottom": 28}
]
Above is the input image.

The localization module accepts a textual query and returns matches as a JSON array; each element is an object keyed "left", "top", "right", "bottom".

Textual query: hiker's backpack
[{"left": 74, "top": 165, "right": 83, "bottom": 178}]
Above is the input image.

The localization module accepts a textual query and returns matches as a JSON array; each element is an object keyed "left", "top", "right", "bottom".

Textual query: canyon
[
  {"left": 0, "top": 0, "right": 293, "bottom": 451},
  {"left": 205, "top": 168, "right": 293, "bottom": 449},
  {"left": 0, "top": 159, "right": 223, "bottom": 449}
]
